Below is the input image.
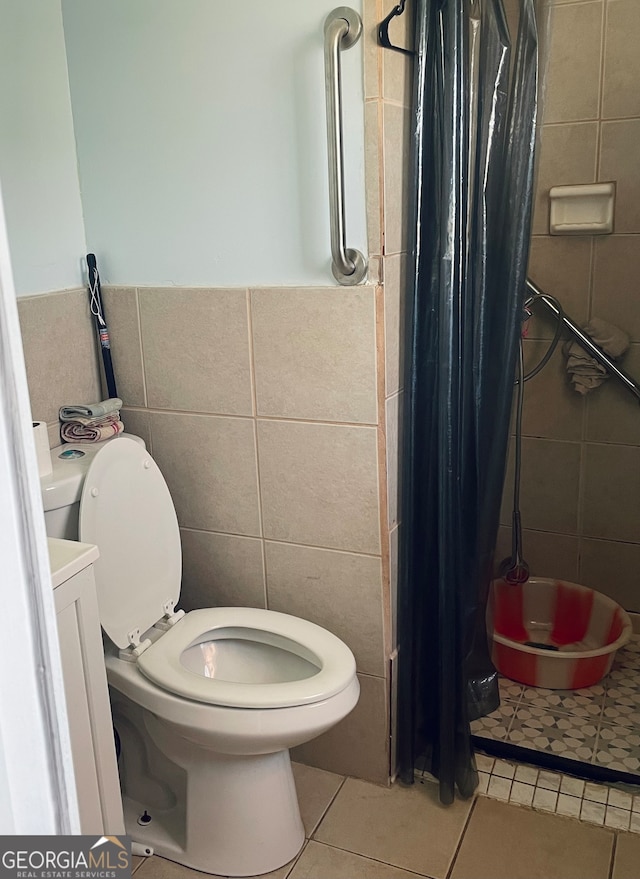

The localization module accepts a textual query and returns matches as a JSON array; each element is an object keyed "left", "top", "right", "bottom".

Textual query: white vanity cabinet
[{"left": 49, "top": 538, "right": 124, "bottom": 834}]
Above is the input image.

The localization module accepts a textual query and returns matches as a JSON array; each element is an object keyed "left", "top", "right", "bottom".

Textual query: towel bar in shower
[
  {"left": 526, "top": 278, "right": 640, "bottom": 405},
  {"left": 324, "top": 7, "right": 368, "bottom": 285}
]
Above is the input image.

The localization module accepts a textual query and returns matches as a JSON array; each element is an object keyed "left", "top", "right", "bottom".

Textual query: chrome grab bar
[
  {"left": 526, "top": 278, "right": 640, "bottom": 405},
  {"left": 324, "top": 7, "right": 368, "bottom": 285}
]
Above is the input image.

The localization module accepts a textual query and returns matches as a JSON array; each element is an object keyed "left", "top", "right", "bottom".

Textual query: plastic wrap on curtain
[{"left": 397, "top": 0, "right": 542, "bottom": 804}]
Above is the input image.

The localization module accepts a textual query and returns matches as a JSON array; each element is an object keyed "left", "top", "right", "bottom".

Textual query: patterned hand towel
[{"left": 61, "top": 420, "right": 125, "bottom": 443}]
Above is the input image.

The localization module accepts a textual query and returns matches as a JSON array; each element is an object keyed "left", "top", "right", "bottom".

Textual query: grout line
[
  {"left": 308, "top": 775, "right": 349, "bottom": 840},
  {"left": 134, "top": 287, "right": 149, "bottom": 409},
  {"left": 115, "top": 405, "right": 380, "bottom": 429},
  {"left": 245, "top": 288, "right": 268, "bottom": 609},
  {"left": 446, "top": 797, "right": 479, "bottom": 879},
  {"left": 306, "top": 838, "right": 432, "bottom": 878},
  {"left": 178, "top": 527, "right": 384, "bottom": 559},
  {"left": 608, "top": 833, "right": 618, "bottom": 879}
]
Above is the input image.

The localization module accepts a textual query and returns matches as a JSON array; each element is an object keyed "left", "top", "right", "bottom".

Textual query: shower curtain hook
[{"left": 378, "top": 0, "right": 416, "bottom": 56}]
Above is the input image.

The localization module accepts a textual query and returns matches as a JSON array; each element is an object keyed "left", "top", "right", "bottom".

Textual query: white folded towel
[{"left": 563, "top": 318, "right": 630, "bottom": 395}]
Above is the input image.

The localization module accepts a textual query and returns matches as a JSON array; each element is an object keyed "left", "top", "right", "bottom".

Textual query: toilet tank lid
[{"left": 78, "top": 437, "right": 181, "bottom": 649}]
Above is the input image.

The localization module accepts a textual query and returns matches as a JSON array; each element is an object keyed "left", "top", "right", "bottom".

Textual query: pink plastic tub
[{"left": 491, "top": 577, "right": 632, "bottom": 690}]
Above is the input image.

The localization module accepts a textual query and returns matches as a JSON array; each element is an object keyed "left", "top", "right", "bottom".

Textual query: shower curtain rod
[{"left": 525, "top": 278, "right": 640, "bottom": 405}]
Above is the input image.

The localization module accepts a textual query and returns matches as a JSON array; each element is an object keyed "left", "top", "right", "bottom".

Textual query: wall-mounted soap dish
[{"left": 549, "top": 182, "right": 615, "bottom": 235}]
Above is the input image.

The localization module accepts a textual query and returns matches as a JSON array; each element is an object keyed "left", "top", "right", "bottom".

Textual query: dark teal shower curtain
[{"left": 397, "top": 0, "right": 541, "bottom": 804}]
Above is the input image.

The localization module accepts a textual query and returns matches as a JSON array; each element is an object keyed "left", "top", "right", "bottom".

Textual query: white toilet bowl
[{"left": 41, "top": 436, "right": 360, "bottom": 876}]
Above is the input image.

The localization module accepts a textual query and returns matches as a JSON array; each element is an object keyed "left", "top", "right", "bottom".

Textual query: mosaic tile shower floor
[{"left": 472, "top": 634, "right": 640, "bottom": 774}]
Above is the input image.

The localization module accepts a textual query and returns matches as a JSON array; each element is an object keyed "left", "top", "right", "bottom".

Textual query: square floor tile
[
  {"left": 594, "top": 724, "right": 640, "bottom": 773},
  {"left": 510, "top": 781, "right": 535, "bottom": 807},
  {"left": 135, "top": 856, "right": 226, "bottom": 878},
  {"left": 605, "top": 805, "right": 631, "bottom": 831},
  {"left": 292, "top": 762, "right": 344, "bottom": 837},
  {"left": 556, "top": 794, "right": 581, "bottom": 818},
  {"left": 581, "top": 800, "right": 606, "bottom": 826},
  {"left": 471, "top": 702, "right": 516, "bottom": 740},
  {"left": 560, "top": 776, "right": 585, "bottom": 798},
  {"left": 493, "top": 759, "right": 516, "bottom": 779},
  {"left": 584, "top": 782, "right": 608, "bottom": 804},
  {"left": 288, "top": 841, "right": 428, "bottom": 879},
  {"left": 450, "top": 798, "right": 614, "bottom": 879},
  {"left": 488, "top": 775, "right": 512, "bottom": 801},
  {"left": 507, "top": 705, "right": 597, "bottom": 761},
  {"left": 515, "top": 764, "right": 539, "bottom": 785},
  {"left": 499, "top": 677, "right": 524, "bottom": 702},
  {"left": 533, "top": 787, "right": 558, "bottom": 812},
  {"left": 537, "top": 770, "right": 561, "bottom": 792},
  {"left": 613, "top": 832, "right": 640, "bottom": 879},
  {"left": 314, "top": 777, "right": 473, "bottom": 879}
]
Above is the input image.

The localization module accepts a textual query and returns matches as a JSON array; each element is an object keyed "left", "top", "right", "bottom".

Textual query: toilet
[{"left": 41, "top": 435, "right": 360, "bottom": 877}]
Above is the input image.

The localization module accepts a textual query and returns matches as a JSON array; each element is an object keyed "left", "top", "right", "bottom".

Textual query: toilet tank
[{"left": 41, "top": 434, "right": 146, "bottom": 539}]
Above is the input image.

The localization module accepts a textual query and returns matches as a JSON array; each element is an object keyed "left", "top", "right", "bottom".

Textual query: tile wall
[
  {"left": 362, "top": 0, "right": 414, "bottom": 773},
  {"left": 16, "top": 3, "right": 413, "bottom": 785},
  {"left": 496, "top": 0, "right": 640, "bottom": 612}
]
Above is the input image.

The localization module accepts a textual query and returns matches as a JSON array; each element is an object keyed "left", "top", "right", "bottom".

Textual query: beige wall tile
[
  {"left": 383, "top": 102, "right": 411, "bottom": 255},
  {"left": 582, "top": 442, "right": 640, "bottom": 542},
  {"left": 139, "top": 287, "right": 252, "bottom": 415},
  {"left": 121, "top": 407, "right": 153, "bottom": 452},
  {"left": 149, "top": 412, "right": 260, "bottom": 536},
  {"left": 592, "top": 235, "right": 640, "bottom": 343},
  {"left": 257, "top": 420, "right": 381, "bottom": 554},
  {"left": 251, "top": 288, "right": 377, "bottom": 424},
  {"left": 586, "top": 345, "right": 640, "bottom": 444},
  {"left": 101, "top": 287, "right": 145, "bottom": 407},
  {"left": 494, "top": 526, "right": 579, "bottom": 582},
  {"left": 451, "top": 797, "right": 613, "bottom": 879},
  {"left": 384, "top": 253, "right": 406, "bottom": 395},
  {"left": 289, "top": 841, "right": 424, "bottom": 879},
  {"left": 612, "top": 829, "right": 640, "bottom": 879},
  {"left": 179, "top": 529, "right": 265, "bottom": 611},
  {"left": 543, "top": 0, "right": 604, "bottom": 123},
  {"left": 364, "top": 101, "right": 383, "bottom": 256},
  {"left": 315, "top": 777, "right": 472, "bottom": 879},
  {"left": 363, "top": 0, "right": 381, "bottom": 100},
  {"left": 382, "top": 4, "right": 414, "bottom": 107},
  {"left": 18, "top": 289, "right": 101, "bottom": 424},
  {"left": 532, "top": 122, "right": 598, "bottom": 234},
  {"left": 500, "top": 438, "right": 581, "bottom": 534},
  {"left": 292, "top": 673, "right": 389, "bottom": 784},
  {"left": 580, "top": 537, "right": 640, "bottom": 611},
  {"left": 386, "top": 392, "right": 403, "bottom": 528},
  {"left": 542, "top": 1, "right": 602, "bottom": 124},
  {"left": 527, "top": 238, "right": 592, "bottom": 340},
  {"left": 265, "top": 541, "right": 385, "bottom": 677},
  {"left": 520, "top": 341, "right": 585, "bottom": 441},
  {"left": 599, "top": 120, "right": 640, "bottom": 232},
  {"left": 602, "top": 0, "right": 640, "bottom": 119},
  {"left": 291, "top": 764, "right": 344, "bottom": 838}
]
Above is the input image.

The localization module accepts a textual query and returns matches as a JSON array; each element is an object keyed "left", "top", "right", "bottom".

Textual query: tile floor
[
  {"left": 472, "top": 635, "right": 640, "bottom": 774},
  {"left": 130, "top": 761, "right": 640, "bottom": 879}
]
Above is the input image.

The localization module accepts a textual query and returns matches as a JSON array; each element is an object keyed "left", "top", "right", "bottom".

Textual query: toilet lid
[{"left": 78, "top": 437, "right": 181, "bottom": 649}]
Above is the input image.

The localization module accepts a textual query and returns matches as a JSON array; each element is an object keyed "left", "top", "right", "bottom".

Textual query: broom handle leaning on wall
[{"left": 87, "top": 253, "right": 118, "bottom": 400}]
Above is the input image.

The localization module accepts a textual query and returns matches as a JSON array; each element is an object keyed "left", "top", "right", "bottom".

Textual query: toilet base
[{"left": 121, "top": 722, "right": 305, "bottom": 877}]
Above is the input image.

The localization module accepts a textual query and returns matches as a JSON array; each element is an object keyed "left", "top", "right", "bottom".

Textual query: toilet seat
[
  {"left": 137, "top": 607, "right": 357, "bottom": 708},
  {"left": 78, "top": 437, "right": 182, "bottom": 649}
]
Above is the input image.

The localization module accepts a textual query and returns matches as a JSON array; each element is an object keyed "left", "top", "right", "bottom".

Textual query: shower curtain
[{"left": 397, "top": 0, "right": 542, "bottom": 804}]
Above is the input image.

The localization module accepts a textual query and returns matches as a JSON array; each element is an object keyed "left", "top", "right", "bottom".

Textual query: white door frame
[{"left": 0, "top": 181, "right": 80, "bottom": 834}]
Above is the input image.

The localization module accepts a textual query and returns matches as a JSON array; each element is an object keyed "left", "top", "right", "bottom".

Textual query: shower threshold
[{"left": 472, "top": 634, "right": 640, "bottom": 785}]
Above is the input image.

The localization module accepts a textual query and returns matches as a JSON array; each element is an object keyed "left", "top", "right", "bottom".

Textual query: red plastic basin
[{"left": 491, "top": 577, "right": 632, "bottom": 690}]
